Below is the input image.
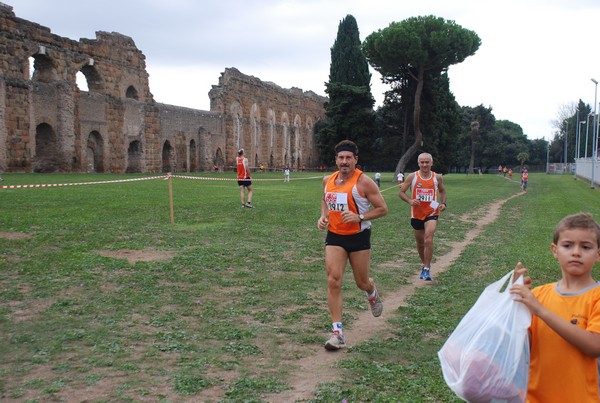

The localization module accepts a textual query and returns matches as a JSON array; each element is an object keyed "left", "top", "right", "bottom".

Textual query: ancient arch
[
  {"left": 125, "top": 85, "right": 139, "bottom": 100},
  {"left": 79, "top": 63, "right": 103, "bottom": 93},
  {"left": 281, "top": 112, "right": 290, "bottom": 167},
  {"left": 30, "top": 53, "right": 59, "bottom": 83},
  {"left": 292, "top": 114, "right": 301, "bottom": 169},
  {"left": 86, "top": 130, "right": 104, "bottom": 173},
  {"left": 250, "top": 103, "right": 260, "bottom": 167},
  {"left": 189, "top": 139, "right": 197, "bottom": 172},
  {"left": 33, "top": 123, "right": 59, "bottom": 173},
  {"left": 214, "top": 148, "right": 224, "bottom": 171},
  {"left": 230, "top": 101, "right": 243, "bottom": 150},
  {"left": 126, "top": 140, "right": 143, "bottom": 173},
  {"left": 305, "top": 117, "right": 315, "bottom": 168},
  {"left": 162, "top": 140, "right": 175, "bottom": 173}
]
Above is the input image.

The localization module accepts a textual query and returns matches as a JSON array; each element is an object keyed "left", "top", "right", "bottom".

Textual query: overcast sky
[{"left": 7, "top": 0, "right": 600, "bottom": 140}]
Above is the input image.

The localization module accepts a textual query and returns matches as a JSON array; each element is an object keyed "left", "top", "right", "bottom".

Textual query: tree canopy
[{"left": 362, "top": 15, "right": 481, "bottom": 174}]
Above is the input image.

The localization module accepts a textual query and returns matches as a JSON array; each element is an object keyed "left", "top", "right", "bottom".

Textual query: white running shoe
[{"left": 324, "top": 330, "right": 346, "bottom": 350}]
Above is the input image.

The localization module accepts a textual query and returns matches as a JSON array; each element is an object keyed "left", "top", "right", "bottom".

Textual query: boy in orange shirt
[{"left": 510, "top": 213, "right": 600, "bottom": 402}]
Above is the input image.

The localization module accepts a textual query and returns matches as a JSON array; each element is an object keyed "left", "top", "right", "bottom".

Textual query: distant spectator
[{"left": 396, "top": 172, "right": 404, "bottom": 185}]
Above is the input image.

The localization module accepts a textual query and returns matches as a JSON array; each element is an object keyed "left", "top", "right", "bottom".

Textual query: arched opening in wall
[
  {"left": 290, "top": 129, "right": 297, "bottom": 168},
  {"left": 76, "top": 71, "right": 89, "bottom": 92},
  {"left": 125, "top": 85, "right": 139, "bottom": 100},
  {"left": 189, "top": 140, "right": 197, "bottom": 172},
  {"left": 86, "top": 131, "right": 104, "bottom": 173},
  {"left": 162, "top": 141, "right": 175, "bottom": 173},
  {"left": 33, "top": 123, "right": 59, "bottom": 172},
  {"left": 29, "top": 54, "right": 58, "bottom": 83},
  {"left": 126, "top": 140, "right": 143, "bottom": 173},
  {"left": 80, "top": 64, "right": 103, "bottom": 93},
  {"left": 214, "top": 148, "right": 224, "bottom": 172}
]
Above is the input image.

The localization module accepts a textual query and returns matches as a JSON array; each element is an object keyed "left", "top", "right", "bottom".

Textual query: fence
[{"left": 574, "top": 158, "right": 600, "bottom": 187}]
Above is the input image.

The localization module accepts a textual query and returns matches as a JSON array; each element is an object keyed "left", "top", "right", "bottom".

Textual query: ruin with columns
[{"left": 0, "top": 3, "right": 327, "bottom": 174}]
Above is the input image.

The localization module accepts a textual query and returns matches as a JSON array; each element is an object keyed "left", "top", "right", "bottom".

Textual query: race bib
[
  {"left": 416, "top": 188, "right": 434, "bottom": 202},
  {"left": 325, "top": 192, "right": 348, "bottom": 212}
]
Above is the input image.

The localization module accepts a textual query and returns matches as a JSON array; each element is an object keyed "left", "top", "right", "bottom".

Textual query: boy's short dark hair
[{"left": 553, "top": 213, "right": 600, "bottom": 247}]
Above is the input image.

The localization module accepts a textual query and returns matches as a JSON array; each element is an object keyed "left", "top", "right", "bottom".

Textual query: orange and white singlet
[
  {"left": 410, "top": 171, "right": 440, "bottom": 220},
  {"left": 324, "top": 169, "right": 370, "bottom": 235},
  {"left": 236, "top": 156, "right": 250, "bottom": 180}
]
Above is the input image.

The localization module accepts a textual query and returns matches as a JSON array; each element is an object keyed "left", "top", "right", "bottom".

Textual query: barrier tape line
[
  {"left": 171, "top": 175, "right": 323, "bottom": 182},
  {"left": 0, "top": 175, "right": 167, "bottom": 190},
  {"left": 0, "top": 174, "right": 325, "bottom": 190}
]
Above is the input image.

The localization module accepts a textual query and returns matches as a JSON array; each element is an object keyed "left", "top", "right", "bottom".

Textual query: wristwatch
[{"left": 359, "top": 214, "right": 365, "bottom": 222}]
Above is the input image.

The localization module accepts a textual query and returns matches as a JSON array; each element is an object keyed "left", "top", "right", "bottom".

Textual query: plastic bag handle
[{"left": 492, "top": 269, "right": 523, "bottom": 294}]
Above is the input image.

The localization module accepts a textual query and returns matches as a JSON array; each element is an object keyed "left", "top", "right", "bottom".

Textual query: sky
[{"left": 7, "top": 0, "right": 600, "bottom": 140}]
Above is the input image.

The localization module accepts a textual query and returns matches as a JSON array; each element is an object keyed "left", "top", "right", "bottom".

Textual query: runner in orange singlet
[
  {"left": 398, "top": 152, "right": 447, "bottom": 281},
  {"left": 317, "top": 140, "right": 388, "bottom": 350},
  {"left": 236, "top": 148, "right": 254, "bottom": 208}
]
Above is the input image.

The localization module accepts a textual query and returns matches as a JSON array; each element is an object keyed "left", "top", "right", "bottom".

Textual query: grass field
[{"left": 0, "top": 171, "right": 598, "bottom": 402}]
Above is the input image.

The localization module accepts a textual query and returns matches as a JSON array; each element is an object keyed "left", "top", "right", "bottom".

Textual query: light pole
[
  {"left": 576, "top": 119, "right": 585, "bottom": 179},
  {"left": 592, "top": 78, "right": 598, "bottom": 188},
  {"left": 578, "top": 120, "right": 585, "bottom": 159},
  {"left": 586, "top": 112, "right": 593, "bottom": 158},
  {"left": 564, "top": 120, "right": 569, "bottom": 168},
  {"left": 546, "top": 138, "right": 550, "bottom": 174}
]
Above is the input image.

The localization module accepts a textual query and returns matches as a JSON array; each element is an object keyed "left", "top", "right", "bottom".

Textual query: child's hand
[
  {"left": 513, "top": 262, "right": 532, "bottom": 289},
  {"left": 510, "top": 283, "right": 543, "bottom": 316}
]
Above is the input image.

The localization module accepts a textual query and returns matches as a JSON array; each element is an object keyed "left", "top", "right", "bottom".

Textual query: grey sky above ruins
[{"left": 8, "top": 0, "right": 600, "bottom": 141}]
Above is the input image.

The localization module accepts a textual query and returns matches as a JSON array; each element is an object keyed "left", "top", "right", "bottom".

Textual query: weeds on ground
[{"left": 0, "top": 172, "right": 596, "bottom": 401}]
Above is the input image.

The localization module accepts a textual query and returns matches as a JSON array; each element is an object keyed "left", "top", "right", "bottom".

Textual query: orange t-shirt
[
  {"left": 324, "top": 169, "right": 370, "bottom": 235},
  {"left": 236, "top": 156, "right": 250, "bottom": 180},
  {"left": 410, "top": 171, "right": 440, "bottom": 220},
  {"left": 527, "top": 283, "right": 600, "bottom": 403}
]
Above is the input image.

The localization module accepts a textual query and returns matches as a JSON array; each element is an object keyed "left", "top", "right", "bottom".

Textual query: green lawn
[{"left": 0, "top": 171, "right": 598, "bottom": 402}]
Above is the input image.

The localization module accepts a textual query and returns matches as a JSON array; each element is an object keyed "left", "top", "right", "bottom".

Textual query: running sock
[
  {"left": 333, "top": 322, "right": 343, "bottom": 334},
  {"left": 367, "top": 288, "right": 377, "bottom": 298}
]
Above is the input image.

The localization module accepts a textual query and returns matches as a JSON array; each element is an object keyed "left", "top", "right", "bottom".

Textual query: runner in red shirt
[
  {"left": 398, "top": 152, "right": 447, "bottom": 281},
  {"left": 236, "top": 148, "right": 254, "bottom": 208},
  {"left": 317, "top": 140, "right": 388, "bottom": 350}
]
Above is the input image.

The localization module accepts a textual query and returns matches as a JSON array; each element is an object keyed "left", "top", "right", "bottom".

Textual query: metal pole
[
  {"left": 578, "top": 120, "right": 585, "bottom": 159},
  {"left": 564, "top": 121, "right": 568, "bottom": 168},
  {"left": 546, "top": 139, "right": 550, "bottom": 174},
  {"left": 575, "top": 116, "right": 580, "bottom": 179},
  {"left": 586, "top": 114, "right": 591, "bottom": 158},
  {"left": 591, "top": 78, "right": 598, "bottom": 189}
]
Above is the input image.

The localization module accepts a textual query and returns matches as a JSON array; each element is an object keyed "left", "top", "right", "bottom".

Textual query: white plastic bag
[{"left": 438, "top": 270, "right": 531, "bottom": 403}]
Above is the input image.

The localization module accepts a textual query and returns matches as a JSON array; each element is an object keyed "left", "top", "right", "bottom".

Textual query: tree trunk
[
  {"left": 468, "top": 121, "right": 480, "bottom": 174},
  {"left": 395, "top": 66, "right": 425, "bottom": 175}
]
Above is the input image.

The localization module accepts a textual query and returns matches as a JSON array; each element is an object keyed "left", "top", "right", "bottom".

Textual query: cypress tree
[{"left": 316, "top": 15, "right": 376, "bottom": 167}]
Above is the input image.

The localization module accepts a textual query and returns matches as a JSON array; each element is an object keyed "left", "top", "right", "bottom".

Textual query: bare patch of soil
[
  {"left": 94, "top": 249, "right": 177, "bottom": 265},
  {"left": 0, "top": 232, "right": 33, "bottom": 240},
  {"left": 266, "top": 193, "right": 524, "bottom": 402}
]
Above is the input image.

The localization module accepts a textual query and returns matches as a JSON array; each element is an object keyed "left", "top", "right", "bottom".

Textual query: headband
[{"left": 335, "top": 145, "right": 357, "bottom": 154}]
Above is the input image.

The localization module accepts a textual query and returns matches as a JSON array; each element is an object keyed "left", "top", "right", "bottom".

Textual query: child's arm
[{"left": 510, "top": 283, "right": 600, "bottom": 357}]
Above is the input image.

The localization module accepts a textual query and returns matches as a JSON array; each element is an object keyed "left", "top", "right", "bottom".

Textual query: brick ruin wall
[{"left": 0, "top": 3, "right": 327, "bottom": 174}]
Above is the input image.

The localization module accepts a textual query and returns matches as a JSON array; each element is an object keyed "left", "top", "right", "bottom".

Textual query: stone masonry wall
[{"left": 0, "top": 3, "right": 327, "bottom": 174}]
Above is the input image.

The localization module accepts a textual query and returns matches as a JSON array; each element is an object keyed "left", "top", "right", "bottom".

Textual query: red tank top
[{"left": 410, "top": 171, "right": 439, "bottom": 220}]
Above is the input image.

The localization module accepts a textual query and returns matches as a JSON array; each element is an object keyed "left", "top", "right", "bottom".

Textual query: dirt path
[{"left": 268, "top": 193, "right": 523, "bottom": 402}]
